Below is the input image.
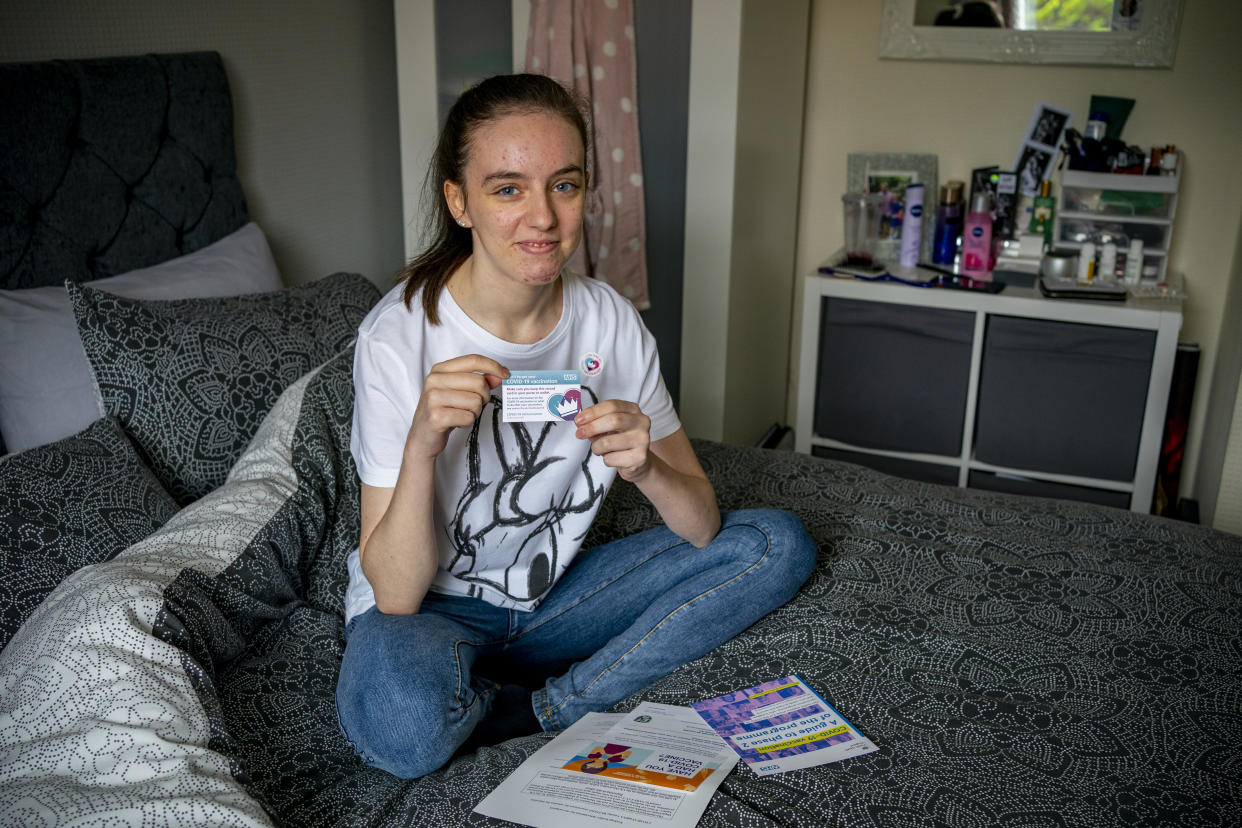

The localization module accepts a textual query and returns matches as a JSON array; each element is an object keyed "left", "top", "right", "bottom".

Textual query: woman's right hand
[{"left": 405, "top": 354, "right": 509, "bottom": 460}]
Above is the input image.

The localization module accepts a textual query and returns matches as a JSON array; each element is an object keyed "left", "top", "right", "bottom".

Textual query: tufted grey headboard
[{"left": 0, "top": 51, "right": 248, "bottom": 290}]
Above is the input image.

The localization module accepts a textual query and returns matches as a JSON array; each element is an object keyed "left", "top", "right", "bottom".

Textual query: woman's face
[{"left": 446, "top": 110, "right": 586, "bottom": 289}]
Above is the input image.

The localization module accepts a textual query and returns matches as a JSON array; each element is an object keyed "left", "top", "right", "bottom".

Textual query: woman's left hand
[{"left": 575, "top": 400, "right": 651, "bottom": 482}]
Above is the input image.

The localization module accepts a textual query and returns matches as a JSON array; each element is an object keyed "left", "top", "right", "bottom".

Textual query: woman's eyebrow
[
  {"left": 481, "top": 170, "right": 523, "bottom": 186},
  {"left": 480, "top": 165, "right": 584, "bottom": 186}
]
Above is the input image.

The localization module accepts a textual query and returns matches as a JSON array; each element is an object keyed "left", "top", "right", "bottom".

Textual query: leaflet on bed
[
  {"left": 473, "top": 702, "right": 736, "bottom": 828},
  {"left": 691, "top": 675, "right": 878, "bottom": 776}
]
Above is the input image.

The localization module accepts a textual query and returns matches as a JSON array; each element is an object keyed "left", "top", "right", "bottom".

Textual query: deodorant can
[{"left": 899, "top": 183, "right": 924, "bottom": 268}]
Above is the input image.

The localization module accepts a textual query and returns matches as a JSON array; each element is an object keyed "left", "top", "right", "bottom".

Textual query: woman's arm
[
  {"left": 359, "top": 354, "right": 508, "bottom": 614},
  {"left": 358, "top": 471, "right": 437, "bottom": 616},
  {"left": 633, "top": 428, "right": 721, "bottom": 547},
  {"left": 575, "top": 402, "right": 720, "bottom": 548}
]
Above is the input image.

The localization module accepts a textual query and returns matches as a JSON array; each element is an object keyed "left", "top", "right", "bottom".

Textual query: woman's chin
[{"left": 521, "top": 266, "right": 564, "bottom": 285}]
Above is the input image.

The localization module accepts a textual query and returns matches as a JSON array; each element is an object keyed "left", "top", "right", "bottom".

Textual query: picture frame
[{"left": 847, "top": 152, "right": 938, "bottom": 266}]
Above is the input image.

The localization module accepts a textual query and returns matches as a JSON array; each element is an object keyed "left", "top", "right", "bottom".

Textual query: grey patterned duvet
[{"left": 1, "top": 347, "right": 1239, "bottom": 826}]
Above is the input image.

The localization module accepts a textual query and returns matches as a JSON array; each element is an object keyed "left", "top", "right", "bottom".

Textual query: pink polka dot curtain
[{"left": 526, "top": 0, "right": 650, "bottom": 309}]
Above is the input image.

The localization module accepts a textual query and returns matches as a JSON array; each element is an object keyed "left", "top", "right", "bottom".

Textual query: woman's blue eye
[
  {"left": 554, "top": 181, "right": 578, "bottom": 193},
  {"left": 497, "top": 185, "right": 518, "bottom": 196}
]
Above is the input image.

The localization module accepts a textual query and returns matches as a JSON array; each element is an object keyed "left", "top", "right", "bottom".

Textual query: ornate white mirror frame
[{"left": 878, "top": 0, "right": 1183, "bottom": 67}]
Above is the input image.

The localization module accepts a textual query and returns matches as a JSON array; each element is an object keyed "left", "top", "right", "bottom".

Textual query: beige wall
[
  {"left": 680, "top": 0, "right": 810, "bottom": 445},
  {"left": 723, "top": 0, "right": 810, "bottom": 444},
  {"left": 794, "top": 1, "right": 1242, "bottom": 498},
  {"left": 0, "top": 0, "right": 405, "bottom": 289},
  {"left": 1197, "top": 217, "right": 1242, "bottom": 527}
]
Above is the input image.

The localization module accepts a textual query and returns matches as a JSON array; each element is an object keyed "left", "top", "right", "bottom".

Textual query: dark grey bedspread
[{"left": 3, "top": 349, "right": 1239, "bottom": 826}]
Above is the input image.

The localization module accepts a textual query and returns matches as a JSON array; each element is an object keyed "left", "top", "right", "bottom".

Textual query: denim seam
[
  {"left": 540, "top": 521, "right": 774, "bottom": 725},
  {"left": 337, "top": 613, "right": 371, "bottom": 761},
  {"left": 334, "top": 698, "right": 373, "bottom": 764},
  {"left": 451, "top": 636, "right": 497, "bottom": 717}
]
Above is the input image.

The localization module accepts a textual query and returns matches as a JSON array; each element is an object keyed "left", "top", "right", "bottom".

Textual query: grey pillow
[
  {"left": 0, "top": 416, "right": 180, "bottom": 650},
  {"left": 68, "top": 272, "right": 380, "bottom": 505},
  {"left": 0, "top": 222, "right": 283, "bottom": 455}
]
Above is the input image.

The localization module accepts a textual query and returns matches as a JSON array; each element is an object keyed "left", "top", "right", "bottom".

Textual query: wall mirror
[{"left": 879, "top": 0, "right": 1183, "bottom": 67}]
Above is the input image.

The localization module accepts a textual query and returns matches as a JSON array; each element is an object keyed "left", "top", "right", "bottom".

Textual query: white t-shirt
[{"left": 345, "top": 271, "right": 679, "bottom": 620}]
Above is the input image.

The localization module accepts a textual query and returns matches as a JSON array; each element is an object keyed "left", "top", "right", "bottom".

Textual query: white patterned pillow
[
  {"left": 0, "top": 416, "right": 180, "bottom": 649},
  {"left": 67, "top": 272, "right": 380, "bottom": 504}
]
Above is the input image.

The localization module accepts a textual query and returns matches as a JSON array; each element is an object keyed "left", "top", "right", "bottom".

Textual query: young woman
[{"left": 335, "top": 73, "right": 817, "bottom": 779}]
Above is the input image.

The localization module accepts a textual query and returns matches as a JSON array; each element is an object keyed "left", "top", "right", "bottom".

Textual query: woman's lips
[{"left": 517, "top": 240, "right": 558, "bottom": 254}]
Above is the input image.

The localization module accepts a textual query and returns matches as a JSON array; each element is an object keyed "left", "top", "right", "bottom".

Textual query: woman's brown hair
[{"left": 399, "top": 74, "right": 590, "bottom": 323}]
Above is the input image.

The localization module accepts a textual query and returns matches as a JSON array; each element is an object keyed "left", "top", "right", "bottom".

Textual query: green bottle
[{"left": 1030, "top": 179, "right": 1056, "bottom": 248}]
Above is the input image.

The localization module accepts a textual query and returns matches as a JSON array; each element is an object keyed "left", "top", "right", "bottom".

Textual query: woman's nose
[{"left": 526, "top": 190, "right": 556, "bottom": 230}]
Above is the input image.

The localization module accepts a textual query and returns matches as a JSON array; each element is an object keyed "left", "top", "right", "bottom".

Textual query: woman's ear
[{"left": 444, "top": 180, "right": 469, "bottom": 228}]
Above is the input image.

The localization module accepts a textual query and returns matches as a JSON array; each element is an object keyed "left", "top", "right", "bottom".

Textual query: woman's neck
[{"left": 446, "top": 258, "right": 563, "bottom": 344}]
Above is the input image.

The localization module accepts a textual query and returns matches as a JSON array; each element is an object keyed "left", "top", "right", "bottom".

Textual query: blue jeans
[{"left": 334, "top": 508, "right": 817, "bottom": 778}]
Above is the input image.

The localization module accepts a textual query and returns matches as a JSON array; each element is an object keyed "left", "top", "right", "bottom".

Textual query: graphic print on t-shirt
[{"left": 446, "top": 384, "right": 606, "bottom": 604}]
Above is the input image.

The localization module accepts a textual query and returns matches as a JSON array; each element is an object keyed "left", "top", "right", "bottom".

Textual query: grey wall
[
  {"left": 434, "top": 0, "right": 512, "bottom": 126},
  {"left": 634, "top": 0, "right": 691, "bottom": 407},
  {"left": 0, "top": 0, "right": 405, "bottom": 289}
]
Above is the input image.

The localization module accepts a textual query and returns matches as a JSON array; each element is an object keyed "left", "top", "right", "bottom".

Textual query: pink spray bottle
[{"left": 960, "top": 192, "right": 993, "bottom": 280}]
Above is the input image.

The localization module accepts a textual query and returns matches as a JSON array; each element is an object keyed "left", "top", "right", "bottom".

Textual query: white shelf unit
[
  {"left": 1053, "top": 168, "right": 1180, "bottom": 283},
  {"left": 794, "top": 274, "right": 1183, "bottom": 512}
]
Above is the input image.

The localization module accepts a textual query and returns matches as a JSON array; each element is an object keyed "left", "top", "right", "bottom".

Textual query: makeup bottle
[
  {"left": 1161, "top": 145, "right": 1179, "bottom": 176},
  {"left": 1146, "top": 147, "right": 1164, "bottom": 176},
  {"left": 1124, "top": 239, "right": 1144, "bottom": 284},
  {"left": 899, "top": 183, "right": 925, "bottom": 267},
  {"left": 1099, "top": 242, "right": 1117, "bottom": 281},
  {"left": 1077, "top": 241, "right": 1096, "bottom": 283},
  {"left": 1029, "top": 180, "right": 1056, "bottom": 249},
  {"left": 960, "top": 192, "right": 993, "bottom": 279},
  {"left": 932, "top": 180, "right": 964, "bottom": 266},
  {"left": 1084, "top": 111, "right": 1108, "bottom": 141}
]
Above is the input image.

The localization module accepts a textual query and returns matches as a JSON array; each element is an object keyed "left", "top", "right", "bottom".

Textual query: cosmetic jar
[{"left": 1040, "top": 249, "right": 1078, "bottom": 281}]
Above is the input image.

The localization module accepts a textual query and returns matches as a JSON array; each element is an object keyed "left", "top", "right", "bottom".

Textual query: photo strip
[{"left": 1013, "top": 102, "right": 1072, "bottom": 196}]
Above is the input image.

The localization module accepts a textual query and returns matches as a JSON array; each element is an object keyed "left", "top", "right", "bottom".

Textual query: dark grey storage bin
[
  {"left": 974, "top": 316, "right": 1155, "bottom": 480},
  {"left": 968, "top": 471, "right": 1131, "bottom": 510},
  {"left": 814, "top": 298, "right": 974, "bottom": 456},
  {"left": 813, "top": 446, "right": 960, "bottom": 486}
]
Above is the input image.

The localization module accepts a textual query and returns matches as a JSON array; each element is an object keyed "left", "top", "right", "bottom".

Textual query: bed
[{"left": 1, "top": 52, "right": 1239, "bottom": 827}]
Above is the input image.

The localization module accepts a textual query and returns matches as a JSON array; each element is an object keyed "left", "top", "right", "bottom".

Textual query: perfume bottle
[
  {"left": 960, "top": 192, "right": 993, "bottom": 279},
  {"left": 932, "top": 180, "right": 964, "bottom": 266}
]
